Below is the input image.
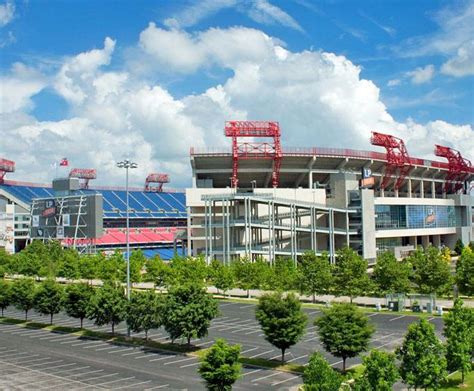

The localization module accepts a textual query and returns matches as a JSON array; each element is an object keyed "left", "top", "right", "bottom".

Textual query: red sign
[{"left": 42, "top": 207, "right": 56, "bottom": 217}]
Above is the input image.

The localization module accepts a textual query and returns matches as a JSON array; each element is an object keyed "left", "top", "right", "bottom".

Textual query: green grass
[{"left": 440, "top": 366, "right": 474, "bottom": 390}]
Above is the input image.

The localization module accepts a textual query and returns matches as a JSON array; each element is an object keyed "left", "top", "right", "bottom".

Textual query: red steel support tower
[
  {"left": 434, "top": 145, "right": 472, "bottom": 193},
  {"left": 224, "top": 120, "right": 282, "bottom": 188},
  {"left": 370, "top": 131, "right": 412, "bottom": 191},
  {"left": 69, "top": 168, "right": 97, "bottom": 189},
  {"left": 0, "top": 158, "right": 15, "bottom": 183},
  {"left": 145, "top": 173, "right": 170, "bottom": 192}
]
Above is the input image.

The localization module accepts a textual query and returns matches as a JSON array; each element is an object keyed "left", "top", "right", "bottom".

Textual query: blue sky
[{"left": 0, "top": 0, "right": 473, "bottom": 186}]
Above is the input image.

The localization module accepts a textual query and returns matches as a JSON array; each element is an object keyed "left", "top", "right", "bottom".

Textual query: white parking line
[
  {"left": 286, "top": 354, "right": 308, "bottom": 363},
  {"left": 367, "top": 313, "right": 379, "bottom": 317},
  {"left": 330, "top": 360, "right": 343, "bottom": 367},
  {"left": 196, "top": 340, "right": 214, "bottom": 347},
  {"left": 108, "top": 347, "right": 134, "bottom": 354},
  {"left": 85, "top": 372, "right": 119, "bottom": 382},
  {"left": 241, "top": 347, "right": 259, "bottom": 354},
  {"left": 135, "top": 353, "right": 160, "bottom": 360},
  {"left": 83, "top": 343, "right": 109, "bottom": 349},
  {"left": 271, "top": 375, "right": 300, "bottom": 386},
  {"left": 15, "top": 356, "right": 52, "bottom": 365},
  {"left": 0, "top": 349, "right": 17, "bottom": 356},
  {"left": 38, "top": 334, "right": 71, "bottom": 341},
  {"left": 114, "top": 380, "right": 152, "bottom": 390},
  {"left": 9, "top": 354, "right": 40, "bottom": 362},
  {"left": 149, "top": 355, "right": 176, "bottom": 362},
  {"left": 180, "top": 361, "right": 200, "bottom": 368},
  {"left": 144, "top": 385, "right": 169, "bottom": 390},
  {"left": 308, "top": 311, "right": 320, "bottom": 315},
  {"left": 239, "top": 304, "right": 255, "bottom": 309},
  {"left": 68, "top": 369, "right": 104, "bottom": 378},
  {"left": 269, "top": 354, "right": 282, "bottom": 360},
  {"left": 26, "top": 360, "right": 64, "bottom": 368},
  {"left": 427, "top": 317, "right": 435, "bottom": 321},
  {"left": 45, "top": 335, "right": 79, "bottom": 342},
  {"left": 249, "top": 350, "right": 273, "bottom": 359},
  {"left": 71, "top": 340, "right": 102, "bottom": 347},
  {"left": 242, "top": 369, "right": 262, "bottom": 377},
  {"left": 121, "top": 351, "right": 142, "bottom": 357},
  {"left": 251, "top": 372, "right": 280, "bottom": 383},
  {"left": 51, "top": 365, "right": 90, "bottom": 374},
  {"left": 0, "top": 352, "right": 31, "bottom": 359},
  {"left": 164, "top": 357, "right": 196, "bottom": 366},
  {"left": 94, "top": 345, "right": 117, "bottom": 352},
  {"left": 94, "top": 376, "right": 135, "bottom": 386},
  {"left": 43, "top": 362, "right": 77, "bottom": 371},
  {"left": 244, "top": 329, "right": 262, "bottom": 335},
  {"left": 389, "top": 315, "right": 406, "bottom": 322},
  {"left": 219, "top": 303, "right": 235, "bottom": 307}
]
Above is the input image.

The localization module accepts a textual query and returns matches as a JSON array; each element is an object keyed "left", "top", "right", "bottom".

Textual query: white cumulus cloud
[
  {"left": 406, "top": 64, "right": 435, "bottom": 84},
  {"left": 1, "top": 25, "right": 472, "bottom": 188},
  {"left": 0, "top": 0, "right": 14, "bottom": 27}
]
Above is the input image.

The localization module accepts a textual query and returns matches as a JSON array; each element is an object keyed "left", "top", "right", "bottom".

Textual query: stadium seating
[{"left": 0, "top": 183, "right": 186, "bottom": 218}]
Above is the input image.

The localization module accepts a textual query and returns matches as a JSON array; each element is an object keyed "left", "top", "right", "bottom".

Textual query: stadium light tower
[{"left": 116, "top": 159, "right": 137, "bottom": 337}]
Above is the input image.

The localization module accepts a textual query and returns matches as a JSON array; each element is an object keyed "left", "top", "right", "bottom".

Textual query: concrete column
[
  {"left": 431, "top": 181, "right": 436, "bottom": 198},
  {"left": 421, "top": 235, "right": 429, "bottom": 248},
  {"left": 308, "top": 171, "right": 313, "bottom": 189},
  {"left": 408, "top": 179, "right": 412, "bottom": 198},
  {"left": 433, "top": 235, "right": 441, "bottom": 248},
  {"left": 420, "top": 180, "right": 424, "bottom": 198}
]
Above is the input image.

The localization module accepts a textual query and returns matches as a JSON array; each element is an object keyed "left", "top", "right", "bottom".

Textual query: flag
[{"left": 59, "top": 158, "right": 69, "bottom": 166}]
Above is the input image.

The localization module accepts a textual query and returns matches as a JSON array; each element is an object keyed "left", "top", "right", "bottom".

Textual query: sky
[{"left": 0, "top": 0, "right": 473, "bottom": 188}]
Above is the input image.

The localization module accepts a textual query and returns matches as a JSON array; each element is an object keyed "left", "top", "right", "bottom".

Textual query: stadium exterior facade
[
  {"left": 0, "top": 180, "right": 187, "bottom": 258},
  {"left": 186, "top": 146, "right": 474, "bottom": 264}
]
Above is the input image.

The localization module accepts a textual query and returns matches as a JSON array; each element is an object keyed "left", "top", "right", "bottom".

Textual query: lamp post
[{"left": 116, "top": 159, "right": 137, "bottom": 337}]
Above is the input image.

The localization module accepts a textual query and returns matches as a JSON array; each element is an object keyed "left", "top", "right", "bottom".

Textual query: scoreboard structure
[{"left": 29, "top": 193, "right": 103, "bottom": 244}]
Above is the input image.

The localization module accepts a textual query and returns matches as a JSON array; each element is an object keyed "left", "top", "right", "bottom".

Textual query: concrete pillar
[
  {"left": 308, "top": 171, "right": 313, "bottom": 189},
  {"left": 433, "top": 235, "right": 441, "bottom": 248},
  {"left": 394, "top": 189, "right": 399, "bottom": 198},
  {"left": 408, "top": 179, "right": 412, "bottom": 198},
  {"left": 409, "top": 236, "right": 417, "bottom": 248},
  {"left": 420, "top": 180, "right": 424, "bottom": 198},
  {"left": 421, "top": 235, "right": 429, "bottom": 248},
  {"left": 431, "top": 181, "right": 436, "bottom": 198}
]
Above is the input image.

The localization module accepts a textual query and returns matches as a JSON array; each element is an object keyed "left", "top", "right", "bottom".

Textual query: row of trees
[
  {"left": 0, "top": 278, "right": 218, "bottom": 343},
  {"left": 2, "top": 241, "right": 473, "bottom": 300},
  {"left": 198, "top": 296, "right": 473, "bottom": 390}
]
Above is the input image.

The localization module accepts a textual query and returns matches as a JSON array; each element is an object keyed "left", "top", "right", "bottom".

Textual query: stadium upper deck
[{"left": 190, "top": 146, "right": 474, "bottom": 195}]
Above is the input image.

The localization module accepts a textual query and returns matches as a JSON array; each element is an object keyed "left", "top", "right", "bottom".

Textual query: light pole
[{"left": 117, "top": 159, "right": 137, "bottom": 337}]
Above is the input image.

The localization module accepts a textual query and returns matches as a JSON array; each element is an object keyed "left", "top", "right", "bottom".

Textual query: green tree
[
  {"left": 255, "top": 292, "right": 307, "bottom": 362},
  {"left": 0, "top": 249, "right": 12, "bottom": 277},
  {"left": 297, "top": 252, "right": 333, "bottom": 303},
  {"left": 316, "top": 303, "right": 374, "bottom": 373},
  {"left": 34, "top": 279, "right": 64, "bottom": 324},
  {"left": 396, "top": 319, "right": 447, "bottom": 390},
  {"left": 303, "top": 352, "right": 342, "bottom": 391},
  {"left": 360, "top": 349, "right": 398, "bottom": 391},
  {"left": 87, "top": 282, "right": 127, "bottom": 334},
  {"left": 0, "top": 279, "right": 11, "bottom": 316},
  {"left": 163, "top": 284, "right": 218, "bottom": 345},
  {"left": 268, "top": 257, "right": 298, "bottom": 291},
  {"left": 57, "top": 248, "right": 81, "bottom": 280},
  {"left": 456, "top": 247, "right": 474, "bottom": 296},
  {"left": 126, "top": 290, "right": 163, "bottom": 340},
  {"left": 409, "top": 246, "right": 453, "bottom": 295},
  {"left": 78, "top": 253, "right": 99, "bottom": 283},
  {"left": 168, "top": 256, "right": 207, "bottom": 287},
  {"left": 454, "top": 239, "right": 465, "bottom": 255},
  {"left": 10, "top": 278, "right": 36, "bottom": 320},
  {"left": 372, "top": 251, "right": 411, "bottom": 295},
  {"left": 333, "top": 247, "right": 372, "bottom": 303},
  {"left": 63, "top": 283, "right": 94, "bottom": 328},
  {"left": 232, "top": 258, "right": 254, "bottom": 298},
  {"left": 211, "top": 262, "right": 235, "bottom": 297},
  {"left": 99, "top": 250, "right": 125, "bottom": 282},
  {"left": 444, "top": 299, "right": 473, "bottom": 384},
  {"left": 198, "top": 339, "right": 241, "bottom": 391},
  {"left": 127, "top": 249, "right": 146, "bottom": 283},
  {"left": 144, "top": 256, "right": 172, "bottom": 288}
]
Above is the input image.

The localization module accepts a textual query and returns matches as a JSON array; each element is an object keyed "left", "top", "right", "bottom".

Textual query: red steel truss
[
  {"left": 69, "top": 168, "right": 97, "bottom": 189},
  {"left": 145, "top": 173, "right": 170, "bottom": 192},
  {"left": 434, "top": 145, "right": 473, "bottom": 193},
  {"left": 224, "top": 120, "right": 282, "bottom": 188},
  {"left": 0, "top": 158, "right": 15, "bottom": 183},
  {"left": 370, "top": 131, "right": 412, "bottom": 191}
]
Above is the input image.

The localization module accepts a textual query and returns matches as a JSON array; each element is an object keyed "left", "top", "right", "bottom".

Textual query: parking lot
[{"left": 0, "top": 301, "right": 444, "bottom": 389}]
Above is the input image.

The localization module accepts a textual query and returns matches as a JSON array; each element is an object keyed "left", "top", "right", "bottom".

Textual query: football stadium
[{"left": 1, "top": 121, "right": 473, "bottom": 263}]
